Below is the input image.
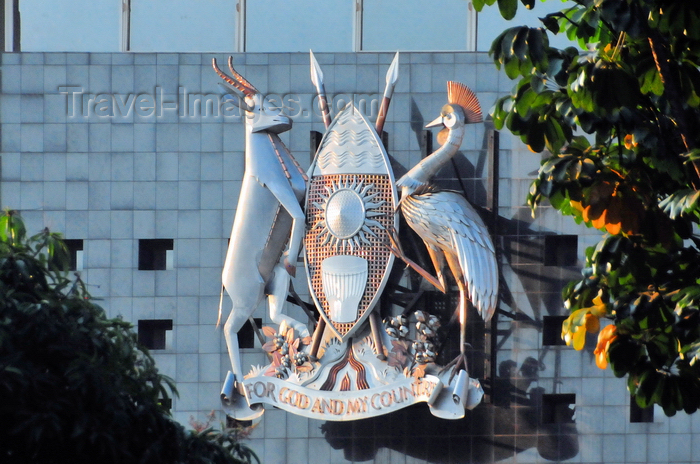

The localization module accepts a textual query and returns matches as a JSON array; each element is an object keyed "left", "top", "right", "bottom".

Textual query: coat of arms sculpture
[{"left": 217, "top": 52, "right": 499, "bottom": 422}]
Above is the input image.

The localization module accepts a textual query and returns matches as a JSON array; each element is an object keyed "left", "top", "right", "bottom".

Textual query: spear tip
[
  {"left": 386, "top": 51, "right": 400, "bottom": 86},
  {"left": 309, "top": 49, "right": 324, "bottom": 88}
]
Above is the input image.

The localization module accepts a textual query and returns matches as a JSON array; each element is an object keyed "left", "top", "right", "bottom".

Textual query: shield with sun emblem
[{"left": 304, "top": 103, "right": 398, "bottom": 341}]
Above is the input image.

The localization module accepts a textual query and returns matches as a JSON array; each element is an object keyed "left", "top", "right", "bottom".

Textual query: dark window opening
[
  {"left": 138, "top": 239, "right": 173, "bottom": 270},
  {"left": 64, "top": 239, "right": 84, "bottom": 271},
  {"left": 238, "top": 317, "right": 262, "bottom": 349},
  {"left": 630, "top": 397, "right": 654, "bottom": 423},
  {"left": 158, "top": 398, "right": 172, "bottom": 411},
  {"left": 138, "top": 319, "right": 173, "bottom": 350},
  {"left": 542, "top": 315, "right": 567, "bottom": 346},
  {"left": 310, "top": 130, "right": 323, "bottom": 162},
  {"left": 541, "top": 393, "right": 576, "bottom": 424},
  {"left": 544, "top": 235, "right": 578, "bottom": 266}
]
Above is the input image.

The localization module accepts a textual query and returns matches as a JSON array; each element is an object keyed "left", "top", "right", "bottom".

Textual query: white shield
[{"left": 304, "top": 103, "right": 398, "bottom": 341}]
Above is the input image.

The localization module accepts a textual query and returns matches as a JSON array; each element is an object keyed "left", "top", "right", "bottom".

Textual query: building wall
[{"left": 2, "top": 51, "right": 700, "bottom": 464}]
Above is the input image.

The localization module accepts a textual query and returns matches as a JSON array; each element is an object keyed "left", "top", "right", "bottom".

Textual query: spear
[
  {"left": 375, "top": 51, "right": 399, "bottom": 136},
  {"left": 309, "top": 50, "right": 332, "bottom": 129}
]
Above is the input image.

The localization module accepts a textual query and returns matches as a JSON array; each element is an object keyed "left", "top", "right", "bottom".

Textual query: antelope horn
[
  {"left": 212, "top": 58, "right": 256, "bottom": 97},
  {"left": 228, "top": 56, "right": 258, "bottom": 94}
]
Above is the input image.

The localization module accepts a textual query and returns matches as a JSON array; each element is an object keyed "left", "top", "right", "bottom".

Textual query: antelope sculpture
[{"left": 214, "top": 58, "right": 309, "bottom": 418}]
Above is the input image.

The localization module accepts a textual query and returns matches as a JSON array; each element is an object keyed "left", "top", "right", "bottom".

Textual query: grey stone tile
[
  {"left": 269, "top": 54, "right": 291, "bottom": 65},
  {"left": 197, "top": 324, "right": 220, "bottom": 353},
  {"left": 134, "top": 211, "right": 156, "bottom": 239},
  {"left": 0, "top": 95, "right": 20, "bottom": 122},
  {"left": 177, "top": 210, "right": 200, "bottom": 238},
  {"left": 156, "top": 123, "right": 179, "bottom": 151},
  {"left": 156, "top": 65, "right": 179, "bottom": 94},
  {"left": 155, "top": 270, "right": 177, "bottom": 296},
  {"left": 175, "top": 238, "right": 199, "bottom": 268},
  {"left": 200, "top": 182, "right": 222, "bottom": 210},
  {"left": 198, "top": 353, "right": 220, "bottom": 382},
  {"left": 356, "top": 64, "right": 380, "bottom": 93},
  {"left": 1, "top": 54, "right": 21, "bottom": 65},
  {"left": 177, "top": 268, "right": 199, "bottom": 296},
  {"left": 66, "top": 152, "right": 89, "bottom": 182},
  {"left": 179, "top": 65, "right": 200, "bottom": 92},
  {"left": 2, "top": 65, "right": 21, "bottom": 93},
  {"left": 134, "top": 65, "right": 157, "bottom": 93},
  {"left": 44, "top": 65, "right": 67, "bottom": 93},
  {"left": 156, "top": 182, "right": 178, "bottom": 209},
  {"left": 154, "top": 296, "right": 176, "bottom": 320},
  {"left": 2, "top": 152, "right": 20, "bottom": 180},
  {"left": 410, "top": 53, "right": 432, "bottom": 64},
  {"left": 157, "top": 54, "right": 179, "bottom": 66},
  {"left": 1, "top": 123, "right": 21, "bottom": 151},
  {"left": 88, "top": 65, "right": 111, "bottom": 95},
  {"left": 111, "top": 54, "right": 134, "bottom": 65},
  {"left": 134, "top": 123, "right": 156, "bottom": 152},
  {"left": 65, "top": 53, "right": 89, "bottom": 65},
  {"left": 198, "top": 239, "right": 222, "bottom": 268},
  {"left": 89, "top": 53, "right": 111, "bottom": 65},
  {"left": 112, "top": 123, "right": 134, "bottom": 152},
  {"left": 133, "top": 181, "right": 156, "bottom": 209},
  {"left": 111, "top": 65, "right": 134, "bottom": 94},
  {"left": 134, "top": 152, "right": 156, "bottom": 181},
  {"left": 65, "top": 182, "right": 88, "bottom": 210},
  {"left": 66, "top": 123, "right": 89, "bottom": 152},
  {"left": 134, "top": 54, "right": 157, "bottom": 65},
  {"left": 87, "top": 210, "right": 111, "bottom": 239},
  {"left": 88, "top": 152, "right": 111, "bottom": 180},
  {"left": 155, "top": 210, "right": 177, "bottom": 237},
  {"left": 410, "top": 64, "right": 432, "bottom": 93},
  {"left": 200, "top": 124, "right": 222, "bottom": 152},
  {"left": 88, "top": 123, "right": 111, "bottom": 152},
  {"left": 64, "top": 210, "right": 89, "bottom": 237},
  {"left": 178, "top": 153, "right": 200, "bottom": 181},
  {"left": 178, "top": 124, "right": 201, "bottom": 152},
  {"left": 110, "top": 212, "right": 134, "bottom": 240},
  {"left": 22, "top": 65, "right": 44, "bottom": 93},
  {"left": 199, "top": 210, "right": 222, "bottom": 239},
  {"left": 43, "top": 152, "right": 66, "bottom": 181},
  {"left": 176, "top": 353, "right": 199, "bottom": 382},
  {"left": 87, "top": 239, "right": 111, "bottom": 268},
  {"left": 44, "top": 124, "right": 67, "bottom": 151},
  {"left": 20, "top": 123, "right": 44, "bottom": 152},
  {"left": 42, "top": 181, "right": 66, "bottom": 210},
  {"left": 155, "top": 152, "right": 178, "bottom": 180},
  {"left": 111, "top": 182, "right": 134, "bottom": 210},
  {"left": 198, "top": 268, "right": 219, "bottom": 296},
  {"left": 21, "top": 153, "right": 44, "bottom": 180},
  {"left": 179, "top": 54, "right": 200, "bottom": 65},
  {"left": 176, "top": 296, "right": 199, "bottom": 325},
  {"left": 132, "top": 270, "right": 155, "bottom": 296},
  {"left": 88, "top": 181, "right": 111, "bottom": 210}
]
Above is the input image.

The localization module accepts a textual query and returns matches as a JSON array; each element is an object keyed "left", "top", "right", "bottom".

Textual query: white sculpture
[
  {"left": 214, "top": 57, "right": 310, "bottom": 419},
  {"left": 390, "top": 81, "right": 499, "bottom": 380}
]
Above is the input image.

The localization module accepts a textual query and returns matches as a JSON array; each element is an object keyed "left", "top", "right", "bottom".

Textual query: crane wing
[{"left": 401, "top": 191, "right": 498, "bottom": 321}]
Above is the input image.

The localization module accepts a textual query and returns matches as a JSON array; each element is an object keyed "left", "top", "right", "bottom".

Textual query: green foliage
[
  {"left": 0, "top": 210, "right": 255, "bottom": 463},
  {"left": 480, "top": 1, "right": 700, "bottom": 414}
]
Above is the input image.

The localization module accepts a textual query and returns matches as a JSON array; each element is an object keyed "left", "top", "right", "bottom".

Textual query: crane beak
[{"left": 425, "top": 115, "right": 443, "bottom": 128}]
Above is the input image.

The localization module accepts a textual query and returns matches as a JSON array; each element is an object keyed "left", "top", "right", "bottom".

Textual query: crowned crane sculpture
[{"left": 390, "top": 82, "right": 498, "bottom": 380}]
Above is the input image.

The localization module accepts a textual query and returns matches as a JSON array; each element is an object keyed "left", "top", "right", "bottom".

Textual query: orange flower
[{"left": 594, "top": 324, "right": 617, "bottom": 369}]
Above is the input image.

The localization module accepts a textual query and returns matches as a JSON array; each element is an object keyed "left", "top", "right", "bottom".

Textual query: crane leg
[{"left": 386, "top": 227, "right": 446, "bottom": 292}]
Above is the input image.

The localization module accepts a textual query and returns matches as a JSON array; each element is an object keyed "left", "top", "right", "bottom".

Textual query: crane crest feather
[{"left": 447, "top": 81, "right": 483, "bottom": 124}]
